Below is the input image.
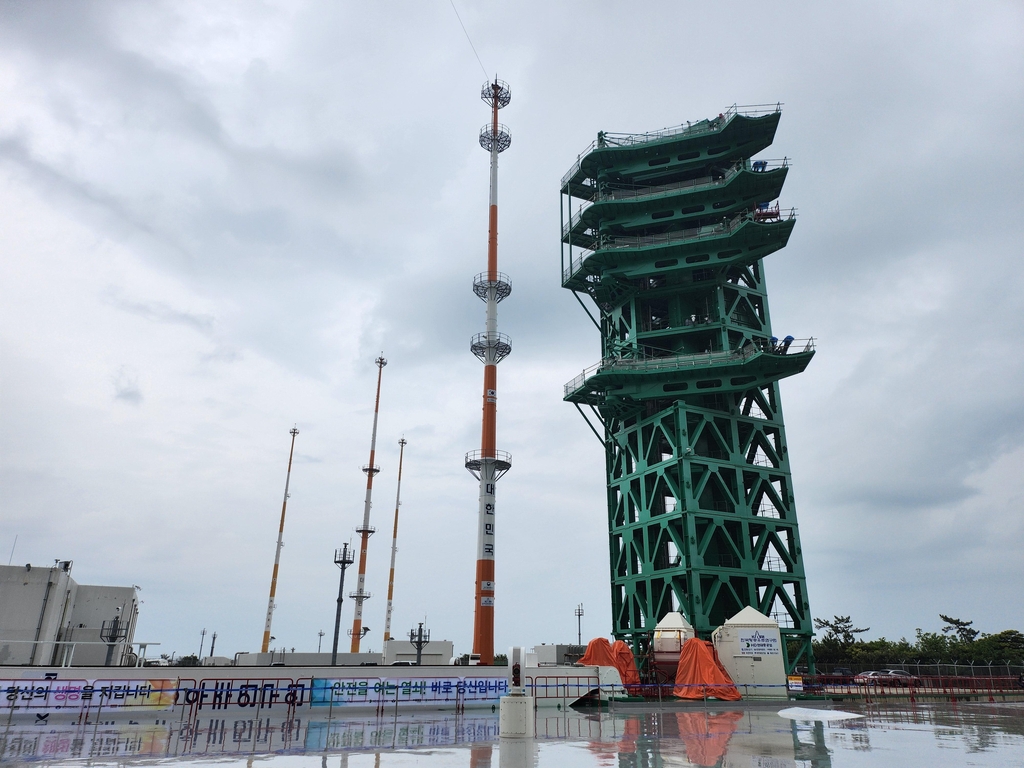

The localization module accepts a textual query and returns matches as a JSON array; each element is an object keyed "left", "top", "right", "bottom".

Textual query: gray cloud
[
  {"left": 112, "top": 366, "right": 142, "bottom": 405},
  {"left": 0, "top": 0, "right": 1021, "bottom": 659},
  {"left": 102, "top": 287, "right": 215, "bottom": 334}
]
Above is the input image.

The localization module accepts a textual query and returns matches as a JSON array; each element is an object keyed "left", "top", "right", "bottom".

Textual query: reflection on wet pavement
[{"left": 2, "top": 702, "right": 1024, "bottom": 766}]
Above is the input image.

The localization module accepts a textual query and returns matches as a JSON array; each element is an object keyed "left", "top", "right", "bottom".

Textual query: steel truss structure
[{"left": 560, "top": 105, "right": 816, "bottom": 672}]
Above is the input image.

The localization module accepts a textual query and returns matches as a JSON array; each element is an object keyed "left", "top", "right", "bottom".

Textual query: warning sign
[{"left": 737, "top": 629, "right": 780, "bottom": 656}]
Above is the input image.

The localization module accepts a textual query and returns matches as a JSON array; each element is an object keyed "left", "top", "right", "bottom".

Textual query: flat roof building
[{"left": 0, "top": 561, "right": 139, "bottom": 666}]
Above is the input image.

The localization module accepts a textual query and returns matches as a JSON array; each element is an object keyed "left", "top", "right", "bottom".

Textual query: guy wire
[{"left": 448, "top": 0, "right": 488, "bottom": 80}]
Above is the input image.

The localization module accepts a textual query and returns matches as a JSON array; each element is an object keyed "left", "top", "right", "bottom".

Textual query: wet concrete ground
[{"left": 2, "top": 700, "right": 1023, "bottom": 766}]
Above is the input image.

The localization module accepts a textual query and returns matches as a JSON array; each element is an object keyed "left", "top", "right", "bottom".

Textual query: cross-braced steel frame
[{"left": 560, "top": 105, "right": 816, "bottom": 672}]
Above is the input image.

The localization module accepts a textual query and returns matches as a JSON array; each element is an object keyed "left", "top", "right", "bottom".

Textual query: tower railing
[
  {"left": 563, "top": 164, "right": 746, "bottom": 238},
  {"left": 565, "top": 158, "right": 789, "bottom": 218},
  {"left": 472, "top": 272, "right": 513, "bottom": 302},
  {"left": 560, "top": 104, "right": 783, "bottom": 186},
  {"left": 564, "top": 339, "right": 815, "bottom": 398},
  {"left": 561, "top": 208, "right": 798, "bottom": 283}
]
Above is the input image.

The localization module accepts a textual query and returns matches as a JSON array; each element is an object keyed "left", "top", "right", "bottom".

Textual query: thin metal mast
[
  {"left": 349, "top": 355, "right": 386, "bottom": 652},
  {"left": 261, "top": 427, "right": 299, "bottom": 654},
  {"left": 465, "top": 80, "right": 513, "bottom": 665},
  {"left": 331, "top": 543, "right": 354, "bottom": 665},
  {"left": 382, "top": 437, "right": 407, "bottom": 643}
]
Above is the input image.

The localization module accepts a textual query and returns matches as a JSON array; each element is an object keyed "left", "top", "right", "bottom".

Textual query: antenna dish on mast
[
  {"left": 479, "top": 124, "right": 512, "bottom": 153},
  {"left": 481, "top": 80, "right": 511, "bottom": 108}
]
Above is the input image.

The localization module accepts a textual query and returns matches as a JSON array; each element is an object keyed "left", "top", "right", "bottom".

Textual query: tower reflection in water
[{"left": 9, "top": 705, "right": 1024, "bottom": 766}]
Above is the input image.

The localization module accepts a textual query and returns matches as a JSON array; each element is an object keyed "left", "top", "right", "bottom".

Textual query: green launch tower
[{"left": 560, "top": 104, "right": 815, "bottom": 671}]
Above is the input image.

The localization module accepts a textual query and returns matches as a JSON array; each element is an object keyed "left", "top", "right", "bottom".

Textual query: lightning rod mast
[
  {"left": 382, "top": 437, "right": 407, "bottom": 644},
  {"left": 349, "top": 355, "right": 386, "bottom": 652},
  {"left": 261, "top": 427, "right": 299, "bottom": 654}
]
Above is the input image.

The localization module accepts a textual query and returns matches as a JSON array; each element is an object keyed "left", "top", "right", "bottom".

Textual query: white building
[{"left": 0, "top": 561, "right": 139, "bottom": 666}]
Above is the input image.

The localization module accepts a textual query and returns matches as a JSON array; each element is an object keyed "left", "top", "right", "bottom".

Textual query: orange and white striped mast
[
  {"left": 382, "top": 436, "right": 407, "bottom": 643},
  {"left": 261, "top": 426, "right": 299, "bottom": 653},
  {"left": 465, "top": 79, "right": 513, "bottom": 665},
  {"left": 349, "top": 354, "right": 386, "bottom": 652}
]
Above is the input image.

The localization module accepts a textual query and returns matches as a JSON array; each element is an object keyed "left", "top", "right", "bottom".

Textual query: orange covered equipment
[
  {"left": 580, "top": 638, "right": 641, "bottom": 694},
  {"left": 673, "top": 638, "right": 741, "bottom": 700},
  {"left": 578, "top": 637, "right": 617, "bottom": 668},
  {"left": 611, "top": 640, "right": 641, "bottom": 692}
]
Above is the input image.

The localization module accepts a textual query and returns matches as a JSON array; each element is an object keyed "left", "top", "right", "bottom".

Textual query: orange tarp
[
  {"left": 611, "top": 640, "right": 641, "bottom": 693},
  {"left": 675, "top": 711, "right": 743, "bottom": 767},
  {"left": 580, "top": 638, "right": 641, "bottom": 694},
  {"left": 673, "top": 638, "right": 741, "bottom": 700},
  {"left": 578, "top": 637, "right": 617, "bottom": 668}
]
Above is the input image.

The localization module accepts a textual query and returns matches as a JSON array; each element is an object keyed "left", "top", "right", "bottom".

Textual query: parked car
[
  {"left": 830, "top": 667, "right": 854, "bottom": 682},
  {"left": 853, "top": 670, "right": 919, "bottom": 687}
]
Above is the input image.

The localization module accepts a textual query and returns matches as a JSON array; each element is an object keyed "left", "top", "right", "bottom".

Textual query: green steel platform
[{"left": 560, "top": 104, "right": 815, "bottom": 673}]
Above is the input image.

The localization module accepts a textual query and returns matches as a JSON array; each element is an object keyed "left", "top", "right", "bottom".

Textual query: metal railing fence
[
  {"left": 563, "top": 159, "right": 790, "bottom": 237},
  {"left": 564, "top": 339, "right": 815, "bottom": 398},
  {"left": 561, "top": 103, "right": 783, "bottom": 186},
  {"left": 561, "top": 208, "right": 797, "bottom": 283}
]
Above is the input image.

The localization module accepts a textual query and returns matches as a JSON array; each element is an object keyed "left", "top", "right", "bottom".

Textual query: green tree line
[{"left": 812, "top": 615, "right": 1024, "bottom": 666}]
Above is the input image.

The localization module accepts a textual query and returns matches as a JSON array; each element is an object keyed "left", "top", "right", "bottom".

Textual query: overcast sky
[{"left": 1, "top": 1, "right": 1022, "bottom": 661}]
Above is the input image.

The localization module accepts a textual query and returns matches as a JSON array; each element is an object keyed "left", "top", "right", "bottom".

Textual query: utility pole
[
  {"left": 465, "top": 79, "right": 514, "bottom": 666},
  {"left": 331, "top": 543, "right": 354, "bottom": 665},
  {"left": 350, "top": 356, "right": 387, "bottom": 652},
  {"left": 382, "top": 438, "right": 408, "bottom": 643},
  {"left": 209, "top": 632, "right": 217, "bottom": 659},
  {"left": 198, "top": 627, "right": 206, "bottom": 659},
  {"left": 575, "top": 603, "right": 585, "bottom": 646},
  {"left": 262, "top": 427, "right": 299, "bottom": 653},
  {"left": 100, "top": 608, "right": 127, "bottom": 667}
]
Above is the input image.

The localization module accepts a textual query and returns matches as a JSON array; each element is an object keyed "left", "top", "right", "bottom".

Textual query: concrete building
[
  {"left": 228, "top": 640, "right": 455, "bottom": 668},
  {"left": 529, "top": 644, "right": 586, "bottom": 666},
  {"left": 0, "top": 561, "right": 139, "bottom": 666}
]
